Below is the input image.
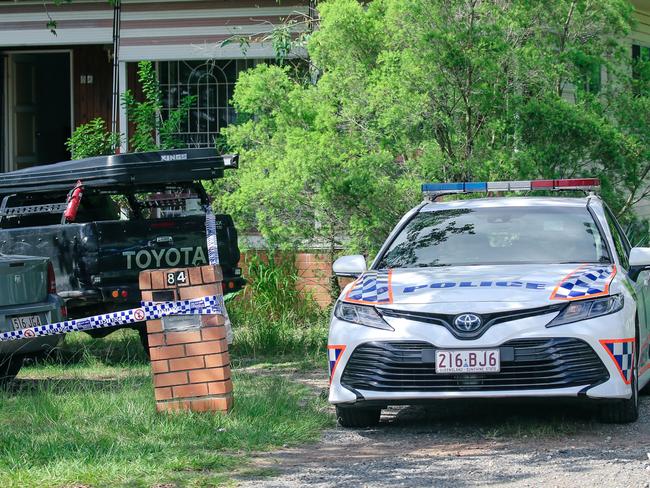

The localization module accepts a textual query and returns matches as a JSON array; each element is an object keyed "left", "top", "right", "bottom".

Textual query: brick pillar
[{"left": 139, "top": 265, "right": 233, "bottom": 413}]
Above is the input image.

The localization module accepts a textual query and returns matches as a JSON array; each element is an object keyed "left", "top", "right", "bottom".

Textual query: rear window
[{"left": 377, "top": 206, "right": 610, "bottom": 268}]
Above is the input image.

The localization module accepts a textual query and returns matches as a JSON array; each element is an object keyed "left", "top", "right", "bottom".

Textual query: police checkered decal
[
  {"left": 550, "top": 264, "right": 616, "bottom": 301},
  {"left": 345, "top": 270, "right": 393, "bottom": 304},
  {"left": 204, "top": 206, "right": 220, "bottom": 265},
  {"left": 0, "top": 296, "right": 224, "bottom": 343},
  {"left": 327, "top": 345, "right": 345, "bottom": 382},
  {"left": 601, "top": 339, "right": 636, "bottom": 384}
]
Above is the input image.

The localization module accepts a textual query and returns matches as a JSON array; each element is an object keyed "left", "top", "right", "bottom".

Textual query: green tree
[
  {"left": 213, "top": 0, "right": 648, "bottom": 256},
  {"left": 65, "top": 117, "right": 121, "bottom": 159}
]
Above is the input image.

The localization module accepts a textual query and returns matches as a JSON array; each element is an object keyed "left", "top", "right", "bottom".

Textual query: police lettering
[
  {"left": 123, "top": 247, "right": 207, "bottom": 270},
  {"left": 403, "top": 280, "right": 548, "bottom": 293}
]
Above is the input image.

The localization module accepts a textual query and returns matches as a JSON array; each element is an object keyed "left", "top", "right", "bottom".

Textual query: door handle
[{"left": 149, "top": 235, "right": 173, "bottom": 247}]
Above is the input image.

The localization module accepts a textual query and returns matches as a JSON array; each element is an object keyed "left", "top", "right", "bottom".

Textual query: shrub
[
  {"left": 228, "top": 253, "right": 328, "bottom": 358},
  {"left": 65, "top": 117, "right": 121, "bottom": 159}
]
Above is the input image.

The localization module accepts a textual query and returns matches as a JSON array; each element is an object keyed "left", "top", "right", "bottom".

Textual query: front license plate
[
  {"left": 11, "top": 314, "right": 43, "bottom": 331},
  {"left": 435, "top": 349, "right": 500, "bottom": 373}
]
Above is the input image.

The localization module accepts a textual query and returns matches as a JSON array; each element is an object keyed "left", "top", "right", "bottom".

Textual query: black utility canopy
[{"left": 0, "top": 149, "right": 238, "bottom": 195}]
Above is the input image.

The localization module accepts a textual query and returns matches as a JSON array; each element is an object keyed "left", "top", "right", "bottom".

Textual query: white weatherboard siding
[{"left": 0, "top": 0, "right": 308, "bottom": 60}]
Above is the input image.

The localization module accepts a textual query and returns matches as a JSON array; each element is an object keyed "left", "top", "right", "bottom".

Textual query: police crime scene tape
[
  {"left": 0, "top": 204, "right": 226, "bottom": 343},
  {"left": 0, "top": 296, "right": 224, "bottom": 343}
]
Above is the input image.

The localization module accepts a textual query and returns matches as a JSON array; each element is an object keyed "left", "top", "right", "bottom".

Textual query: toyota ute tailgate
[
  {"left": 0, "top": 255, "right": 48, "bottom": 306},
  {"left": 95, "top": 214, "right": 241, "bottom": 295}
]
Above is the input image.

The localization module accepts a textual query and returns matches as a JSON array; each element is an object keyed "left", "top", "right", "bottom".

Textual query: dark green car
[{"left": 0, "top": 254, "right": 65, "bottom": 383}]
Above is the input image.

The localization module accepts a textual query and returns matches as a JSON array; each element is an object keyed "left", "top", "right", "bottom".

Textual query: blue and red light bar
[{"left": 422, "top": 178, "right": 599, "bottom": 196}]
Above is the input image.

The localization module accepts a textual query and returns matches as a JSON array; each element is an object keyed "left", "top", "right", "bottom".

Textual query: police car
[{"left": 329, "top": 179, "right": 650, "bottom": 427}]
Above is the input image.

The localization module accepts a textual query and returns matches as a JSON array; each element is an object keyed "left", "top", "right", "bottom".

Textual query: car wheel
[
  {"left": 336, "top": 406, "right": 381, "bottom": 428},
  {"left": 0, "top": 355, "right": 24, "bottom": 386},
  {"left": 598, "top": 341, "right": 639, "bottom": 424}
]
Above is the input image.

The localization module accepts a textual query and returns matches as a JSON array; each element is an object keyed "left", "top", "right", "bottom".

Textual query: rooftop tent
[{"left": 0, "top": 149, "right": 238, "bottom": 196}]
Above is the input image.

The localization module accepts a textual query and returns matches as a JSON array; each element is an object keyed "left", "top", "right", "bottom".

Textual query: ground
[
  {"left": 2, "top": 332, "right": 650, "bottom": 487},
  {"left": 237, "top": 369, "right": 650, "bottom": 488}
]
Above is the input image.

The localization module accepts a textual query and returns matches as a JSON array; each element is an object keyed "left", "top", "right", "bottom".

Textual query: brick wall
[
  {"left": 140, "top": 265, "right": 233, "bottom": 413},
  {"left": 240, "top": 251, "right": 334, "bottom": 308}
]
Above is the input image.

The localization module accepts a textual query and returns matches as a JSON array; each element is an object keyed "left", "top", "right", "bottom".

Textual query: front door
[{"left": 4, "top": 52, "right": 71, "bottom": 171}]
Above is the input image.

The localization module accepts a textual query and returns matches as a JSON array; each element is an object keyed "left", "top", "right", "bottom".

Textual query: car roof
[{"left": 419, "top": 196, "right": 593, "bottom": 212}]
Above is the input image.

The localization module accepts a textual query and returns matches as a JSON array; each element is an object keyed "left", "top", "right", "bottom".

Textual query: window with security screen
[{"left": 158, "top": 59, "right": 271, "bottom": 148}]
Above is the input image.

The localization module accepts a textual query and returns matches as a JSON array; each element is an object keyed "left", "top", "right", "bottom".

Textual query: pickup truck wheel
[
  {"left": 336, "top": 406, "right": 381, "bottom": 428},
  {"left": 137, "top": 323, "right": 151, "bottom": 358},
  {"left": 0, "top": 355, "right": 24, "bottom": 386}
]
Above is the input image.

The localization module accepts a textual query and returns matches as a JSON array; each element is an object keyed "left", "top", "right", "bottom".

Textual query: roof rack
[
  {"left": 422, "top": 178, "right": 600, "bottom": 200},
  {"left": 0, "top": 148, "right": 238, "bottom": 196}
]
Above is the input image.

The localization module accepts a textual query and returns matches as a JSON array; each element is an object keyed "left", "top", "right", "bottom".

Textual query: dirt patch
[{"left": 235, "top": 368, "right": 650, "bottom": 488}]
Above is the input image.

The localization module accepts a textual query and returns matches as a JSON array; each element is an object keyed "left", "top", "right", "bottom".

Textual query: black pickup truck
[{"left": 0, "top": 149, "right": 244, "bottom": 338}]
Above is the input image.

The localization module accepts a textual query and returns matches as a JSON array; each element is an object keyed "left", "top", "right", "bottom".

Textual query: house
[{"left": 0, "top": 0, "right": 310, "bottom": 171}]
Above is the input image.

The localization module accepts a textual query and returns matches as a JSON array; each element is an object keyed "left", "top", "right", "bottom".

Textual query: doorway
[{"left": 2, "top": 51, "right": 72, "bottom": 172}]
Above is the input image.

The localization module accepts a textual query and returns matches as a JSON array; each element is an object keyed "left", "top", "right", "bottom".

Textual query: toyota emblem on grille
[{"left": 453, "top": 313, "right": 483, "bottom": 332}]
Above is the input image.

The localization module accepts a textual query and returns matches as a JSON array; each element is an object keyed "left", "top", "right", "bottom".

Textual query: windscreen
[{"left": 378, "top": 206, "right": 610, "bottom": 268}]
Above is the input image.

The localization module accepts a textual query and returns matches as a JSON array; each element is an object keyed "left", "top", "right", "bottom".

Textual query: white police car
[{"left": 328, "top": 179, "right": 650, "bottom": 427}]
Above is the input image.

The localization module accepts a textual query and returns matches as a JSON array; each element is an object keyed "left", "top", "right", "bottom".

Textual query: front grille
[
  {"left": 378, "top": 304, "right": 564, "bottom": 339},
  {"left": 341, "top": 338, "right": 609, "bottom": 392}
]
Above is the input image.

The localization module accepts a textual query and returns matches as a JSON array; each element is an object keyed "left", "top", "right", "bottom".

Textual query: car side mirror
[
  {"left": 332, "top": 255, "right": 367, "bottom": 278},
  {"left": 628, "top": 247, "right": 650, "bottom": 281}
]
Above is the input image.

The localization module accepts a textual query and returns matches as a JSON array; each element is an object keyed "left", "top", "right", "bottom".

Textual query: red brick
[
  {"left": 154, "top": 371, "right": 189, "bottom": 387},
  {"left": 164, "top": 330, "right": 202, "bottom": 345},
  {"left": 189, "top": 396, "right": 232, "bottom": 412},
  {"left": 148, "top": 333, "right": 165, "bottom": 347},
  {"left": 168, "top": 355, "right": 205, "bottom": 371},
  {"left": 149, "top": 344, "right": 185, "bottom": 360},
  {"left": 156, "top": 400, "right": 191, "bottom": 412},
  {"left": 189, "top": 367, "right": 230, "bottom": 383},
  {"left": 207, "top": 379, "right": 233, "bottom": 395},
  {"left": 141, "top": 290, "right": 153, "bottom": 301},
  {"left": 151, "top": 360, "right": 169, "bottom": 374},
  {"left": 185, "top": 339, "right": 228, "bottom": 356},
  {"left": 173, "top": 382, "right": 209, "bottom": 399},
  {"left": 189, "top": 266, "right": 203, "bottom": 285},
  {"left": 201, "top": 265, "right": 223, "bottom": 283},
  {"left": 178, "top": 284, "right": 219, "bottom": 300},
  {"left": 204, "top": 352, "right": 229, "bottom": 368},
  {"left": 201, "top": 326, "right": 227, "bottom": 341},
  {"left": 154, "top": 387, "right": 173, "bottom": 401},
  {"left": 151, "top": 271, "right": 165, "bottom": 290},
  {"left": 139, "top": 271, "right": 152, "bottom": 290},
  {"left": 146, "top": 319, "right": 163, "bottom": 333},
  {"left": 201, "top": 314, "right": 226, "bottom": 327}
]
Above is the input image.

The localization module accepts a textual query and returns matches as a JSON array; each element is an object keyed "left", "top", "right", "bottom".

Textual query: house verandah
[{"left": 0, "top": 0, "right": 310, "bottom": 172}]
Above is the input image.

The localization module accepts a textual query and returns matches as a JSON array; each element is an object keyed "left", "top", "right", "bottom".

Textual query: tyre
[
  {"left": 598, "top": 340, "right": 639, "bottom": 424},
  {"left": 336, "top": 406, "right": 381, "bottom": 428},
  {"left": 0, "top": 355, "right": 24, "bottom": 386}
]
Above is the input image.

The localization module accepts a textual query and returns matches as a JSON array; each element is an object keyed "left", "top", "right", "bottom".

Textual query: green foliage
[
  {"left": 122, "top": 61, "right": 195, "bottom": 152},
  {"left": 213, "top": 0, "right": 649, "bottom": 256},
  {"left": 65, "top": 117, "right": 121, "bottom": 160},
  {"left": 0, "top": 330, "right": 331, "bottom": 487},
  {"left": 228, "top": 253, "right": 328, "bottom": 358}
]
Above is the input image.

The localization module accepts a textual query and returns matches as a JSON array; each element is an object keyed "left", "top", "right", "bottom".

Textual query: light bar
[{"left": 422, "top": 178, "right": 600, "bottom": 197}]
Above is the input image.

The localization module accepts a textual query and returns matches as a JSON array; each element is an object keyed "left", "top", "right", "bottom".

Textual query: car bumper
[
  {"left": 328, "top": 305, "right": 635, "bottom": 405},
  {"left": 0, "top": 294, "right": 65, "bottom": 356}
]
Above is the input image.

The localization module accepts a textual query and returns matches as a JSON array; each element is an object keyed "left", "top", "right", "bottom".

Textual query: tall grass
[
  {"left": 0, "top": 331, "right": 332, "bottom": 488},
  {"left": 228, "top": 253, "right": 329, "bottom": 359}
]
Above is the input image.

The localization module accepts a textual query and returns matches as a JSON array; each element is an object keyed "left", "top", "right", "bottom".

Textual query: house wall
[{"left": 73, "top": 45, "right": 113, "bottom": 127}]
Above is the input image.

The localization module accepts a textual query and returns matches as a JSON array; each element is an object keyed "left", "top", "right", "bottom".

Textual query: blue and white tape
[
  {"left": 204, "top": 205, "right": 220, "bottom": 266},
  {"left": 0, "top": 295, "right": 224, "bottom": 343}
]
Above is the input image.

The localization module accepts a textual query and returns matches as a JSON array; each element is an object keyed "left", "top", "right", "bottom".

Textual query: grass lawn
[{"left": 0, "top": 330, "right": 333, "bottom": 488}]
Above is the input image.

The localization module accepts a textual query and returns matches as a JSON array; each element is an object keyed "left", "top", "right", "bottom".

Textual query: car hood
[{"left": 341, "top": 263, "right": 619, "bottom": 309}]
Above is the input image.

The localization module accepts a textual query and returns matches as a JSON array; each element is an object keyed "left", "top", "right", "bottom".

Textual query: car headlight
[
  {"left": 334, "top": 301, "right": 394, "bottom": 331},
  {"left": 546, "top": 294, "right": 624, "bottom": 327}
]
